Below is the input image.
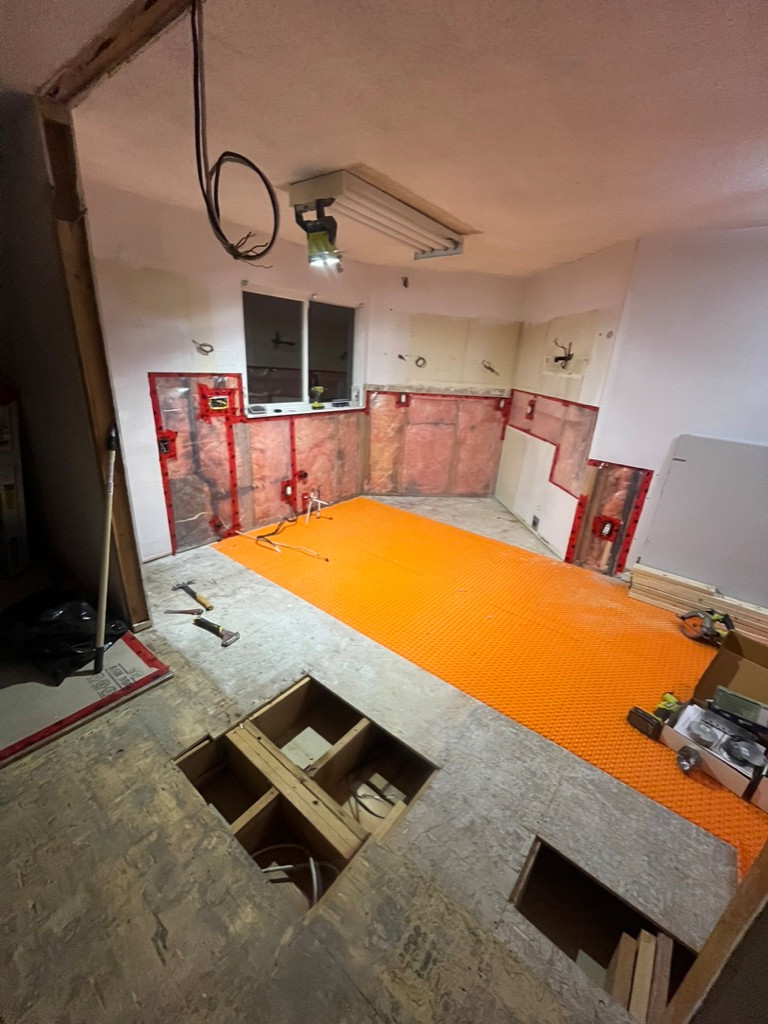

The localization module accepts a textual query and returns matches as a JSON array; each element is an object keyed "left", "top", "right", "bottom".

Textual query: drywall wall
[
  {"left": 0, "top": 92, "right": 128, "bottom": 612},
  {"left": 404, "top": 315, "right": 518, "bottom": 389},
  {"left": 366, "top": 274, "right": 522, "bottom": 387},
  {"left": 495, "top": 241, "right": 635, "bottom": 555},
  {"left": 591, "top": 228, "right": 768, "bottom": 570},
  {"left": 82, "top": 180, "right": 522, "bottom": 560},
  {"left": 496, "top": 428, "right": 577, "bottom": 556},
  {"left": 515, "top": 241, "right": 636, "bottom": 407},
  {"left": 640, "top": 436, "right": 768, "bottom": 606}
]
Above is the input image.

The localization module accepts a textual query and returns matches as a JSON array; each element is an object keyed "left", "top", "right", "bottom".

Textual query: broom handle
[{"left": 94, "top": 425, "right": 118, "bottom": 674}]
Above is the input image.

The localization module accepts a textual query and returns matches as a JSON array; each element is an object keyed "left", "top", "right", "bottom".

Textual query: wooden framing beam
[
  {"left": 36, "top": 101, "right": 149, "bottom": 628},
  {"left": 29, "top": 0, "right": 201, "bottom": 626},
  {"left": 662, "top": 842, "right": 768, "bottom": 1024},
  {"left": 39, "top": 0, "right": 193, "bottom": 106}
]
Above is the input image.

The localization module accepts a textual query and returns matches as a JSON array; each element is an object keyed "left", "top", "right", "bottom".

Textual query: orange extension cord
[{"left": 216, "top": 497, "right": 768, "bottom": 875}]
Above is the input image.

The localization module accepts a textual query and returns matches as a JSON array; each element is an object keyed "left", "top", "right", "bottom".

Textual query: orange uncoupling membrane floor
[{"left": 216, "top": 497, "right": 768, "bottom": 875}]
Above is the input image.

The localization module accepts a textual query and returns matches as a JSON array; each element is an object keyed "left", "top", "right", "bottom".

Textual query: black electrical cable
[{"left": 190, "top": 0, "right": 280, "bottom": 262}]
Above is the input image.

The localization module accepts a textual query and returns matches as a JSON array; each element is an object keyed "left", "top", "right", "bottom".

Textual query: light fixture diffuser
[{"left": 289, "top": 171, "right": 463, "bottom": 260}]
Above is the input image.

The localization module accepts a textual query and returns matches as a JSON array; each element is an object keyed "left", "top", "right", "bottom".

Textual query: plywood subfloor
[{"left": 216, "top": 497, "right": 768, "bottom": 874}]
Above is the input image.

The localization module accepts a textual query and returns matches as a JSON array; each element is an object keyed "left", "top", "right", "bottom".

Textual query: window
[{"left": 242, "top": 290, "right": 356, "bottom": 413}]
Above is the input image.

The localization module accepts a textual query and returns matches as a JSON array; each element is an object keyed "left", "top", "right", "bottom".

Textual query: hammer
[
  {"left": 193, "top": 617, "right": 239, "bottom": 648},
  {"left": 172, "top": 580, "right": 213, "bottom": 611}
]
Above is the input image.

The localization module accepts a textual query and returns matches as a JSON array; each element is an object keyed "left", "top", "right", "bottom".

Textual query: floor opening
[
  {"left": 175, "top": 675, "right": 436, "bottom": 910},
  {"left": 512, "top": 839, "right": 695, "bottom": 1014}
]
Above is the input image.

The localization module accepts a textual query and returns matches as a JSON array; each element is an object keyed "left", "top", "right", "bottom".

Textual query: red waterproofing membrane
[{"left": 0, "top": 633, "right": 169, "bottom": 766}]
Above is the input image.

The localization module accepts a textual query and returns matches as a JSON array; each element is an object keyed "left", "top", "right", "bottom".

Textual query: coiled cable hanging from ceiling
[{"left": 190, "top": 0, "right": 280, "bottom": 262}]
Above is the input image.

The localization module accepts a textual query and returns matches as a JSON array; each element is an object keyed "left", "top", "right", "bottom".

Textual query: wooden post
[
  {"left": 662, "top": 842, "right": 768, "bottom": 1024},
  {"left": 36, "top": 100, "right": 149, "bottom": 628}
]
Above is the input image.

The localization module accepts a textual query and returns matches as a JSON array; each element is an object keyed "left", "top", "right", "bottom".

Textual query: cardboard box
[
  {"left": 660, "top": 632, "right": 768, "bottom": 812},
  {"left": 696, "top": 632, "right": 768, "bottom": 716}
]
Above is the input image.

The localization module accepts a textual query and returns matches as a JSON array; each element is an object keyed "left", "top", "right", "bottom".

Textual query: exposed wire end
[{"left": 191, "top": 0, "right": 280, "bottom": 263}]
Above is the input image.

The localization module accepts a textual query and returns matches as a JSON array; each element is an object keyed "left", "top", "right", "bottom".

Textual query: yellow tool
[{"left": 172, "top": 580, "right": 213, "bottom": 611}]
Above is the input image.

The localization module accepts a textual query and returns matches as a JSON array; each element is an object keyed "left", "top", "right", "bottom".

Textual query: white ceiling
[
  {"left": 49, "top": 0, "right": 768, "bottom": 275},
  {"left": 0, "top": 0, "right": 131, "bottom": 94}
]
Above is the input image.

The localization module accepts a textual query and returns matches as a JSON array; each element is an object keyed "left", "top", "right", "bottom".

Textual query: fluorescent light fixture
[{"left": 289, "top": 171, "right": 463, "bottom": 260}]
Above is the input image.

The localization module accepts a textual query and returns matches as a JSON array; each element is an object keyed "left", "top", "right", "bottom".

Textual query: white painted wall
[
  {"left": 365, "top": 270, "right": 522, "bottom": 386},
  {"left": 83, "top": 180, "right": 522, "bottom": 560},
  {"left": 520, "top": 242, "right": 637, "bottom": 323},
  {"left": 591, "top": 227, "right": 768, "bottom": 568},
  {"left": 495, "top": 241, "right": 636, "bottom": 553}
]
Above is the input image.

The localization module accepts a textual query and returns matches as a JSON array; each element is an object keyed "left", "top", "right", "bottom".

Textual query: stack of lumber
[
  {"left": 629, "top": 564, "right": 768, "bottom": 644},
  {"left": 606, "top": 929, "right": 673, "bottom": 1023}
]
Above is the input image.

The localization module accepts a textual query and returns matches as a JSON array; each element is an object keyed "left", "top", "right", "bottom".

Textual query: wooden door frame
[{"left": 33, "top": 1, "right": 195, "bottom": 627}]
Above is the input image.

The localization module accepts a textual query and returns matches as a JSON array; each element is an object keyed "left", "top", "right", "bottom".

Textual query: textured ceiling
[
  {"left": 66, "top": 0, "right": 768, "bottom": 276},
  {"left": 0, "top": 0, "right": 130, "bottom": 93}
]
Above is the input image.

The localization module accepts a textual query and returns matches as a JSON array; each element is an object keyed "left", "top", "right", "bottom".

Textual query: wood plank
[
  {"left": 39, "top": 0, "right": 194, "bottom": 104},
  {"left": 663, "top": 841, "right": 768, "bottom": 1024},
  {"left": 241, "top": 721, "right": 368, "bottom": 842},
  {"left": 647, "top": 932, "right": 674, "bottom": 1024},
  {"left": 632, "top": 586, "right": 768, "bottom": 626},
  {"left": 629, "top": 588, "right": 768, "bottom": 641},
  {"left": 174, "top": 736, "right": 217, "bottom": 784},
  {"left": 38, "top": 103, "right": 148, "bottom": 628},
  {"left": 309, "top": 719, "right": 377, "bottom": 797},
  {"left": 222, "top": 735, "right": 271, "bottom": 799},
  {"left": 230, "top": 788, "right": 279, "bottom": 845},
  {"left": 248, "top": 676, "right": 314, "bottom": 743},
  {"left": 372, "top": 798, "right": 407, "bottom": 840},
  {"left": 228, "top": 726, "right": 365, "bottom": 858},
  {"left": 305, "top": 718, "right": 372, "bottom": 781},
  {"left": 630, "top": 565, "right": 716, "bottom": 595},
  {"left": 605, "top": 932, "right": 638, "bottom": 1010},
  {"left": 510, "top": 838, "right": 542, "bottom": 908},
  {"left": 629, "top": 930, "right": 657, "bottom": 1023}
]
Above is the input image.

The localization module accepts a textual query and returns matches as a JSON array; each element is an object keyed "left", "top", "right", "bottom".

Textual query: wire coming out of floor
[{"left": 251, "top": 842, "right": 339, "bottom": 907}]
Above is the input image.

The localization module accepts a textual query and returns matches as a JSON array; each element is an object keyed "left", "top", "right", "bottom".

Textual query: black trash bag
[{"left": 0, "top": 589, "right": 127, "bottom": 685}]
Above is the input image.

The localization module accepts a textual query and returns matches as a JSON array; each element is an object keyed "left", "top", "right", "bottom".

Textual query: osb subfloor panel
[
  {"left": 0, "top": 498, "right": 739, "bottom": 1023},
  {"left": 216, "top": 497, "right": 768, "bottom": 874}
]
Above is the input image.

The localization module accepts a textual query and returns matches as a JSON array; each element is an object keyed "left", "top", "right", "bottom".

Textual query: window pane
[
  {"left": 243, "top": 292, "right": 303, "bottom": 404},
  {"left": 308, "top": 301, "right": 354, "bottom": 402}
]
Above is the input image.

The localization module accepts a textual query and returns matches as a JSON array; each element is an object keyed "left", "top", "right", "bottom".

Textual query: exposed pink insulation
[
  {"left": 552, "top": 405, "right": 597, "bottom": 495},
  {"left": 365, "top": 391, "right": 504, "bottom": 497},
  {"left": 152, "top": 377, "right": 507, "bottom": 552},
  {"left": 454, "top": 400, "right": 505, "bottom": 494},
  {"left": 294, "top": 412, "right": 363, "bottom": 506},
  {"left": 508, "top": 390, "right": 598, "bottom": 498},
  {"left": 580, "top": 465, "right": 640, "bottom": 573},
  {"left": 402, "top": 423, "right": 455, "bottom": 493},
  {"left": 407, "top": 397, "right": 458, "bottom": 425},
  {"left": 366, "top": 395, "right": 407, "bottom": 493},
  {"left": 248, "top": 418, "right": 292, "bottom": 524},
  {"left": 337, "top": 414, "right": 363, "bottom": 497}
]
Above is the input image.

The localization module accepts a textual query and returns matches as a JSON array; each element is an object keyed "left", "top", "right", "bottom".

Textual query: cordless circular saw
[{"left": 678, "top": 609, "right": 734, "bottom": 645}]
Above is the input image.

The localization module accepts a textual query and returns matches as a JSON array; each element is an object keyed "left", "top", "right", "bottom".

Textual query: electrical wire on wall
[{"left": 190, "top": 0, "right": 280, "bottom": 262}]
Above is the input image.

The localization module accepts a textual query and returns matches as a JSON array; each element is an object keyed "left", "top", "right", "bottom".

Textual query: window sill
[{"left": 245, "top": 401, "right": 365, "bottom": 419}]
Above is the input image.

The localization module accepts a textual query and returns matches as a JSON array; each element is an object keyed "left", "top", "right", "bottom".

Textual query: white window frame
[{"left": 241, "top": 283, "right": 364, "bottom": 417}]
